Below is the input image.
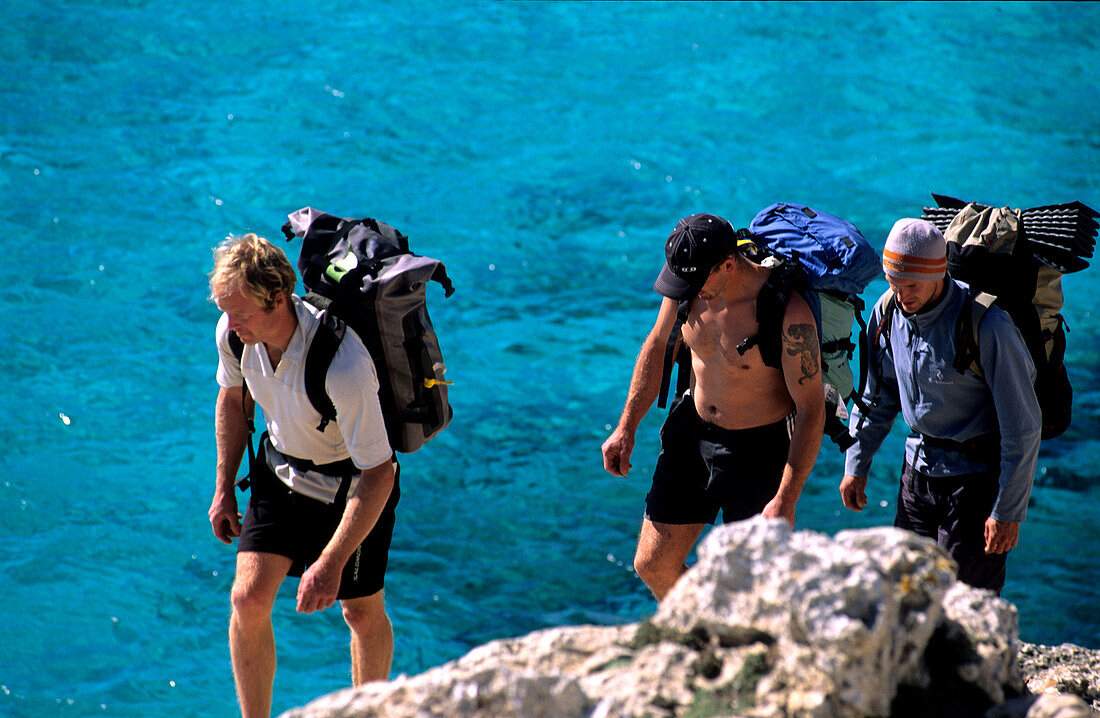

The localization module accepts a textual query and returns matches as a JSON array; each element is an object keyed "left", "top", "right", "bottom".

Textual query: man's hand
[
  {"left": 761, "top": 496, "right": 796, "bottom": 529},
  {"left": 209, "top": 491, "right": 241, "bottom": 544},
  {"left": 297, "top": 554, "right": 343, "bottom": 613},
  {"left": 601, "top": 427, "right": 635, "bottom": 477},
  {"left": 839, "top": 474, "right": 868, "bottom": 512},
  {"left": 984, "top": 518, "right": 1020, "bottom": 554}
]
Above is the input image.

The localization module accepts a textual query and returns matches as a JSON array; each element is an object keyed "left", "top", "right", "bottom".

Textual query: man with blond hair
[{"left": 209, "top": 233, "right": 399, "bottom": 717}]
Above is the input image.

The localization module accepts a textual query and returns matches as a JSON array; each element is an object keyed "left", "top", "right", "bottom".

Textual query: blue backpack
[{"left": 658, "top": 203, "right": 881, "bottom": 450}]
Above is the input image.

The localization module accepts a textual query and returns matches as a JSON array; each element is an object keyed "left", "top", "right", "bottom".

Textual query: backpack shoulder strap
[
  {"left": 856, "top": 288, "right": 898, "bottom": 420},
  {"left": 657, "top": 300, "right": 691, "bottom": 409},
  {"left": 871, "top": 288, "right": 897, "bottom": 351},
  {"left": 954, "top": 290, "right": 995, "bottom": 378},
  {"left": 303, "top": 309, "right": 348, "bottom": 432},
  {"left": 738, "top": 268, "right": 793, "bottom": 369},
  {"left": 224, "top": 330, "right": 257, "bottom": 489},
  {"left": 842, "top": 292, "right": 872, "bottom": 414},
  {"left": 228, "top": 331, "right": 244, "bottom": 362}
]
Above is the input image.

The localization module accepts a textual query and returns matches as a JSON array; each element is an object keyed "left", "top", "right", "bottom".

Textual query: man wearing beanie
[
  {"left": 602, "top": 213, "right": 825, "bottom": 600},
  {"left": 841, "top": 218, "right": 1041, "bottom": 594}
]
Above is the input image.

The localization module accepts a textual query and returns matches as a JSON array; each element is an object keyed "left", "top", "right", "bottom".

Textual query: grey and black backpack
[
  {"left": 230, "top": 208, "right": 455, "bottom": 465},
  {"left": 280, "top": 207, "right": 455, "bottom": 454},
  {"left": 872, "top": 193, "right": 1098, "bottom": 440}
]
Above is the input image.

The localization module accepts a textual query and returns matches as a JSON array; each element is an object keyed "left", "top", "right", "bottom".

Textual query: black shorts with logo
[
  {"left": 645, "top": 395, "right": 792, "bottom": 525},
  {"left": 239, "top": 447, "right": 400, "bottom": 600}
]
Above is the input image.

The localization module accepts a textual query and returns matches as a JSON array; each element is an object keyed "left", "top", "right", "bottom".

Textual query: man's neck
[
  {"left": 913, "top": 278, "right": 949, "bottom": 316},
  {"left": 725, "top": 260, "right": 771, "bottom": 303},
  {"left": 264, "top": 300, "right": 299, "bottom": 367}
]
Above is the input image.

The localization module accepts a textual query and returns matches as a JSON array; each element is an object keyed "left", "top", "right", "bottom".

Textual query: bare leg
[
  {"left": 230, "top": 551, "right": 292, "bottom": 718},
  {"left": 633, "top": 519, "right": 705, "bottom": 601},
  {"left": 341, "top": 589, "right": 393, "bottom": 684}
]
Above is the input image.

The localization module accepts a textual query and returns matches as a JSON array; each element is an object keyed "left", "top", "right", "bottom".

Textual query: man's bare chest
[{"left": 682, "top": 305, "right": 763, "bottom": 370}]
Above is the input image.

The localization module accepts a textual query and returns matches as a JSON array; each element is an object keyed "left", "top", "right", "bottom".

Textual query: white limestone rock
[
  {"left": 281, "top": 518, "right": 1095, "bottom": 718},
  {"left": 653, "top": 518, "right": 955, "bottom": 717}
]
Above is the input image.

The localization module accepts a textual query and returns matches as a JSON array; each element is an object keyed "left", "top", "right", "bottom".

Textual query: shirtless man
[{"left": 602, "top": 213, "right": 824, "bottom": 599}]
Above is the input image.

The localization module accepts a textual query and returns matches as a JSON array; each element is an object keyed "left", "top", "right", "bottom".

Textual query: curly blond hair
[{"left": 209, "top": 233, "right": 297, "bottom": 310}]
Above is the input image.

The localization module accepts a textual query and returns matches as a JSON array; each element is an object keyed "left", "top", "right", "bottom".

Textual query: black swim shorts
[
  {"left": 645, "top": 394, "right": 792, "bottom": 525},
  {"left": 239, "top": 448, "right": 400, "bottom": 600}
]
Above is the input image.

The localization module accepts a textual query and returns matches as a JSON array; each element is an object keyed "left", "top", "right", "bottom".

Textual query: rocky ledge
[{"left": 282, "top": 518, "right": 1098, "bottom": 717}]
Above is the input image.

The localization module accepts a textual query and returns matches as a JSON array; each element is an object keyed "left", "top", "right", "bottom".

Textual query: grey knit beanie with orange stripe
[{"left": 882, "top": 218, "right": 947, "bottom": 281}]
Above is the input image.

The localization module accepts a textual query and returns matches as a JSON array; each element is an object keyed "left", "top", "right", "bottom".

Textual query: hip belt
[
  {"left": 917, "top": 432, "right": 1000, "bottom": 463},
  {"left": 262, "top": 433, "right": 358, "bottom": 505}
]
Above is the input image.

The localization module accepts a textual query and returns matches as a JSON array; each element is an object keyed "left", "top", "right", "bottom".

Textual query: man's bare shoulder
[
  {"left": 781, "top": 291, "right": 817, "bottom": 330},
  {"left": 780, "top": 291, "right": 822, "bottom": 391}
]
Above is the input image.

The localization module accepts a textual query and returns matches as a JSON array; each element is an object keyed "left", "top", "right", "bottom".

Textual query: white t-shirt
[{"left": 216, "top": 295, "right": 392, "bottom": 502}]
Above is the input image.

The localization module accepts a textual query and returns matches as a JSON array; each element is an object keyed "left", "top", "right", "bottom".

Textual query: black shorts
[
  {"left": 239, "top": 450, "right": 400, "bottom": 600},
  {"left": 645, "top": 395, "right": 791, "bottom": 525}
]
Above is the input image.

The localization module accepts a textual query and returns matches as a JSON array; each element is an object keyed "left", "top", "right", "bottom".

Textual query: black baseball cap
[{"left": 653, "top": 213, "right": 737, "bottom": 300}]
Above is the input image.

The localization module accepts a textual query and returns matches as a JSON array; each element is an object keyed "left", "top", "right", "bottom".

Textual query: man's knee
[
  {"left": 633, "top": 537, "right": 684, "bottom": 586},
  {"left": 230, "top": 579, "right": 277, "bottom": 622},
  {"left": 230, "top": 552, "right": 288, "bottom": 622},
  {"left": 633, "top": 545, "right": 688, "bottom": 601},
  {"left": 342, "top": 591, "right": 387, "bottom": 632},
  {"left": 633, "top": 520, "right": 704, "bottom": 595},
  {"left": 633, "top": 548, "right": 667, "bottom": 582}
]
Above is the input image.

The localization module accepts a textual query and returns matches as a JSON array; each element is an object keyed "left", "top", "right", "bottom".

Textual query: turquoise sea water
[{"left": 2, "top": 2, "right": 1099, "bottom": 715}]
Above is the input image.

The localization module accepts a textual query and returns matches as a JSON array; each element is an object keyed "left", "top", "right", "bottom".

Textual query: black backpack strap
[
  {"left": 848, "top": 294, "right": 871, "bottom": 415},
  {"left": 871, "top": 289, "right": 897, "bottom": 353},
  {"left": 225, "top": 331, "right": 257, "bottom": 490},
  {"left": 739, "top": 271, "right": 792, "bottom": 369},
  {"left": 657, "top": 300, "right": 691, "bottom": 409},
  {"left": 859, "top": 289, "right": 898, "bottom": 422},
  {"left": 824, "top": 412, "right": 857, "bottom": 451},
  {"left": 918, "top": 431, "right": 1000, "bottom": 463},
  {"left": 673, "top": 340, "right": 692, "bottom": 402},
  {"left": 237, "top": 389, "right": 257, "bottom": 491},
  {"left": 228, "top": 331, "right": 244, "bottom": 361},
  {"left": 304, "top": 310, "right": 347, "bottom": 432},
  {"left": 953, "top": 291, "right": 995, "bottom": 378},
  {"left": 266, "top": 440, "right": 360, "bottom": 504}
]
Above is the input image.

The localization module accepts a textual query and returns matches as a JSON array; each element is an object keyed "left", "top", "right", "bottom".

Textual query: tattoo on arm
[{"left": 783, "top": 323, "right": 820, "bottom": 386}]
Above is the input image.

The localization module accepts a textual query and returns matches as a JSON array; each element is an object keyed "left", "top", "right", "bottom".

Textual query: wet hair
[{"left": 208, "top": 233, "right": 297, "bottom": 311}]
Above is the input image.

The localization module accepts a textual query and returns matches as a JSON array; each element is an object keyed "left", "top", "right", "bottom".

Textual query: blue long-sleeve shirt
[{"left": 845, "top": 280, "right": 1041, "bottom": 522}]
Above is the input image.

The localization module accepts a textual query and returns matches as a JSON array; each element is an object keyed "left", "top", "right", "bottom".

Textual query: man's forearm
[
  {"left": 617, "top": 298, "right": 681, "bottom": 433},
  {"left": 991, "top": 430, "right": 1041, "bottom": 523},
  {"left": 618, "top": 334, "right": 672, "bottom": 433},
  {"left": 777, "top": 404, "right": 824, "bottom": 504},
  {"left": 214, "top": 388, "right": 250, "bottom": 493},
  {"left": 321, "top": 462, "right": 395, "bottom": 567}
]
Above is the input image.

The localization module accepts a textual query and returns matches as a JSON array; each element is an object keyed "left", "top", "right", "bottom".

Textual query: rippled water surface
[{"left": 2, "top": 2, "right": 1098, "bottom": 716}]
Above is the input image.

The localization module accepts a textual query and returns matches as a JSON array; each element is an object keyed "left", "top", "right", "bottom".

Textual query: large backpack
[
  {"left": 659, "top": 203, "right": 881, "bottom": 450},
  {"left": 276, "top": 207, "right": 456, "bottom": 454},
  {"left": 907, "top": 193, "right": 1098, "bottom": 439}
]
